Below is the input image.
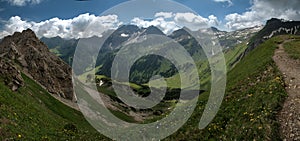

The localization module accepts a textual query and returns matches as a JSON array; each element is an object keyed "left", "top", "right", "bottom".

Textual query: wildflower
[
  {"left": 18, "top": 134, "right": 22, "bottom": 138},
  {"left": 248, "top": 94, "right": 253, "bottom": 97},
  {"left": 250, "top": 118, "right": 255, "bottom": 122},
  {"left": 258, "top": 126, "right": 263, "bottom": 130}
]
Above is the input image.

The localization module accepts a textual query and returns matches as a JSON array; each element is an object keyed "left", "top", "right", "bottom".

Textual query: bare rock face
[
  {"left": 0, "top": 58, "right": 24, "bottom": 91},
  {"left": 0, "top": 29, "right": 74, "bottom": 100}
]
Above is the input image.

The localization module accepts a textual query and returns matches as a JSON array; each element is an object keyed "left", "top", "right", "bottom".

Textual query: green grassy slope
[
  {"left": 224, "top": 42, "right": 248, "bottom": 70},
  {"left": 164, "top": 35, "right": 290, "bottom": 140},
  {"left": 147, "top": 42, "right": 248, "bottom": 90},
  {"left": 283, "top": 36, "right": 300, "bottom": 59},
  {"left": 0, "top": 74, "right": 108, "bottom": 140}
]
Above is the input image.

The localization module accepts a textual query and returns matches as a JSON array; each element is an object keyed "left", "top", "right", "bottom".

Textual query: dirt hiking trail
[{"left": 273, "top": 40, "right": 300, "bottom": 141}]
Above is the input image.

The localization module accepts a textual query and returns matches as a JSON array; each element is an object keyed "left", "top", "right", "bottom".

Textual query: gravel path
[{"left": 273, "top": 40, "right": 300, "bottom": 141}]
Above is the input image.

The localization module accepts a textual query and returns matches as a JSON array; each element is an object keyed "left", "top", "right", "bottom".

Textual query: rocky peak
[
  {"left": 266, "top": 18, "right": 283, "bottom": 25},
  {"left": 142, "top": 25, "right": 165, "bottom": 35},
  {"left": 0, "top": 29, "right": 74, "bottom": 101},
  {"left": 246, "top": 18, "right": 300, "bottom": 52}
]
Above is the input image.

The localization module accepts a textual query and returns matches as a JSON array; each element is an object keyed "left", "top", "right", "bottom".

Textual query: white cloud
[
  {"left": 174, "top": 13, "right": 211, "bottom": 30},
  {"left": 208, "top": 15, "right": 220, "bottom": 27},
  {"left": 0, "top": 13, "right": 121, "bottom": 39},
  {"left": 225, "top": 0, "right": 300, "bottom": 30},
  {"left": 131, "top": 17, "right": 180, "bottom": 34},
  {"left": 131, "top": 12, "right": 220, "bottom": 34},
  {"left": 3, "top": 0, "right": 43, "bottom": 6},
  {"left": 154, "top": 12, "right": 174, "bottom": 19},
  {"left": 0, "top": 12, "right": 220, "bottom": 39},
  {"left": 213, "top": 0, "right": 233, "bottom": 7}
]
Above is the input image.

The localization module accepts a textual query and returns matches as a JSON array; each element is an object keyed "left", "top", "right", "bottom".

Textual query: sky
[{"left": 0, "top": 0, "right": 300, "bottom": 39}]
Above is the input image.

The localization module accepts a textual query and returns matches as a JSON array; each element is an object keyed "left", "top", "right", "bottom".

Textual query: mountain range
[
  {"left": 41, "top": 23, "right": 263, "bottom": 85},
  {"left": 1, "top": 18, "right": 300, "bottom": 140}
]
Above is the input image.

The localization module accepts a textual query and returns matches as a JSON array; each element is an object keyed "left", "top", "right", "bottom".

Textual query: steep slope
[
  {"left": 165, "top": 35, "right": 288, "bottom": 140},
  {"left": 0, "top": 29, "right": 74, "bottom": 100},
  {"left": 0, "top": 74, "right": 108, "bottom": 140}
]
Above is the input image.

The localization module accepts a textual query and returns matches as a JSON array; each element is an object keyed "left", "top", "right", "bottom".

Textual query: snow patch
[{"left": 120, "top": 33, "right": 129, "bottom": 37}]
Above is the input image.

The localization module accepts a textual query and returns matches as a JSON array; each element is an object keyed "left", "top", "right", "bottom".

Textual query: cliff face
[
  {"left": 247, "top": 18, "right": 300, "bottom": 53},
  {"left": 0, "top": 57, "right": 24, "bottom": 91},
  {"left": 0, "top": 29, "right": 74, "bottom": 101}
]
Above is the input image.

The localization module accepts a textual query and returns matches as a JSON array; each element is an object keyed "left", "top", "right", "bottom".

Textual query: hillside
[
  {"left": 164, "top": 35, "right": 291, "bottom": 140},
  {"left": 0, "top": 74, "right": 109, "bottom": 140},
  {"left": 77, "top": 34, "right": 297, "bottom": 140}
]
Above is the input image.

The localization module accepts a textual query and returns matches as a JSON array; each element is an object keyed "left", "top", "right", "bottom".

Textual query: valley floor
[{"left": 273, "top": 40, "right": 300, "bottom": 140}]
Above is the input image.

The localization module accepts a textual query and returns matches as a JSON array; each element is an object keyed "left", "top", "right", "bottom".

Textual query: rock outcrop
[
  {"left": 0, "top": 29, "right": 74, "bottom": 100},
  {"left": 0, "top": 58, "right": 24, "bottom": 91},
  {"left": 247, "top": 18, "right": 300, "bottom": 54}
]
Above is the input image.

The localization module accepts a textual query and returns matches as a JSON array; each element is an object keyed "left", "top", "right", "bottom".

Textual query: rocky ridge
[{"left": 0, "top": 29, "right": 74, "bottom": 101}]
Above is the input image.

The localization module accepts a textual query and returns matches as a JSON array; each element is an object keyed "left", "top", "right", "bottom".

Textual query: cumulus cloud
[
  {"left": 0, "top": 12, "right": 220, "bottom": 39},
  {"left": 208, "top": 15, "right": 220, "bottom": 26},
  {"left": 3, "top": 0, "right": 43, "bottom": 6},
  {"left": 213, "top": 0, "right": 233, "bottom": 7},
  {"left": 225, "top": 0, "right": 300, "bottom": 30},
  {"left": 154, "top": 12, "right": 174, "bottom": 19},
  {"left": 132, "top": 12, "right": 220, "bottom": 34},
  {"left": 0, "top": 13, "right": 121, "bottom": 39},
  {"left": 174, "top": 13, "right": 211, "bottom": 30},
  {"left": 131, "top": 17, "right": 180, "bottom": 34}
]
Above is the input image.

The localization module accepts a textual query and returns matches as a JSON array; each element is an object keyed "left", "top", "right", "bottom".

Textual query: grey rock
[{"left": 0, "top": 29, "right": 74, "bottom": 101}]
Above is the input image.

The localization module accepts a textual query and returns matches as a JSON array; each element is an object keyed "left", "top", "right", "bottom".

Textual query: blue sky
[
  {"left": 0, "top": 0, "right": 300, "bottom": 39},
  {"left": 0, "top": 0, "right": 251, "bottom": 22}
]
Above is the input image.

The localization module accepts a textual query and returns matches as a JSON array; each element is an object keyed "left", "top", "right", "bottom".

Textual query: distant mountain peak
[
  {"left": 117, "top": 24, "right": 140, "bottom": 33},
  {"left": 266, "top": 18, "right": 285, "bottom": 25},
  {"left": 168, "top": 28, "right": 192, "bottom": 40},
  {"left": 210, "top": 26, "right": 221, "bottom": 32},
  {"left": 265, "top": 18, "right": 297, "bottom": 26},
  {"left": 142, "top": 25, "right": 165, "bottom": 35}
]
